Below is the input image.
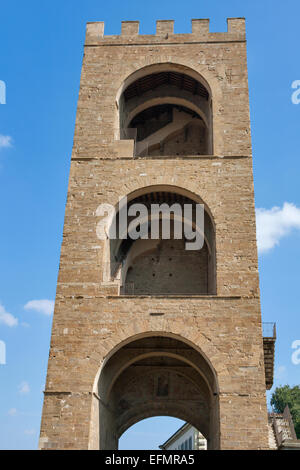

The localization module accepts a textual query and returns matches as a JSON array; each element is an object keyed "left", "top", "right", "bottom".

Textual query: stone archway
[
  {"left": 91, "top": 335, "right": 220, "bottom": 450},
  {"left": 101, "top": 184, "right": 217, "bottom": 295}
]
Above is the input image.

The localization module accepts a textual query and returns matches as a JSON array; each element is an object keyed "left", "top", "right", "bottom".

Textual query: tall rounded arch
[
  {"left": 101, "top": 184, "right": 216, "bottom": 295},
  {"left": 89, "top": 332, "right": 221, "bottom": 450}
]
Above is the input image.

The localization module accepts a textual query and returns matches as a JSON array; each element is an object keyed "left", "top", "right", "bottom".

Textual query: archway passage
[
  {"left": 94, "top": 335, "right": 220, "bottom": 450},
  {"left": 119, "top": 67, "right": 213, "bottom": 156}
]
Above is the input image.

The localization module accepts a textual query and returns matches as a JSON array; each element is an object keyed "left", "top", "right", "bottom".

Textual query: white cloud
[
  {"left": 256, "top": 202, "right": 300, "bottom": 254},
  {"left": 0, "top": 134, "right": 12, "bottom": 149},
  {"left": 24, "top": 299, "right": 54, "bottom": 316},
  {"left": 8, "top": 408, "right": 17, "bottom": 416},
  {"left": 18, "top": 381, "right": 30, "bottom": 395},
  {"left": 0, "top": 303, "right": 18, "bottom": 327}
]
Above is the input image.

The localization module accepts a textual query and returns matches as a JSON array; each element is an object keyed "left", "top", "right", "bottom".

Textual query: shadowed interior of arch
[
  {"left": 107, "top": 187, "right": 216, "bottom": 295},
  {"left": 93, "top": 335, "right": 220, "bottom": 450},
  {"left": 119, "top": 68, "right": 213, "bottom": 156}
]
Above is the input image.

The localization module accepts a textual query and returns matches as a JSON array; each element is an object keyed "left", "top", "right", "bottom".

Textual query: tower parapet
[{"left": 86, "top": 18, "right": 246, "bottom": 45}]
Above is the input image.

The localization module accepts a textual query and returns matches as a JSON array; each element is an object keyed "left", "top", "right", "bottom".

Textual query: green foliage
[{"left": 271, "top": 385, "right": 300, "bottom": 439}]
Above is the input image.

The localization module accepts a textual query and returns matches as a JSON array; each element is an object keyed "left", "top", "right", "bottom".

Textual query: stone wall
[{"left": 125, "top": 239, "right": 209, "bottom": 295}]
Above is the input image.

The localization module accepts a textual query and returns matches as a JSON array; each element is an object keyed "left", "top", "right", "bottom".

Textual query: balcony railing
[{"left": 262, "top": 323, "right": 276, "bottom": 390}]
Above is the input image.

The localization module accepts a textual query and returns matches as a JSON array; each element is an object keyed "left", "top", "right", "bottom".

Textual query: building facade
[
  {"left": 160, "top": 423, "right": 207, "bottom": 451},
  {"left": 39, "top": 18, "right": 275, "bottom": 450}
]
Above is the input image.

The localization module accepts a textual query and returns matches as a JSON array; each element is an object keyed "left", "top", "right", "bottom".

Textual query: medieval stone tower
[{"left": 39, "top": 18, "right": 276, "bottom": 450}]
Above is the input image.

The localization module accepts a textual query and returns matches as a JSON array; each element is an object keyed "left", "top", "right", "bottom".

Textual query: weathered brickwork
[{"left": 39, "top": 18, "right": 270, "bottom": 450}]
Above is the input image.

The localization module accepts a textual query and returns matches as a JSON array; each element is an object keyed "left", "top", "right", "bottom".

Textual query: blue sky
[{"left": 0, "top": 0, "right": 300, "bottom": 450}]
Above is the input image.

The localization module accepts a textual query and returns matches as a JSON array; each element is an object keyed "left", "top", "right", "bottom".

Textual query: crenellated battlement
[{"left": 85, "top": 18, "right": 246, "bottom": 45}]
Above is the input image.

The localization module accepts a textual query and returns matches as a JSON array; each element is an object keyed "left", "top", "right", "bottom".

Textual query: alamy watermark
[
  {"left": 291, "top": 80, "right": 300, "bottom": 104},
  {"left": 0, "top": 80, "right": 6, "bottom": 104},
  {"left": 96, "top": 197, "right": 205, "bottom": 250},
  {"left": 291, "top": 339, "right": 300, "bottom": 365},
  {"left": 0, "top": 340, "right": 6, "bottom": 365}
]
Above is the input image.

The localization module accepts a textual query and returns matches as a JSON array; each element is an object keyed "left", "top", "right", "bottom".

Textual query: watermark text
[
  {"left": 96, "top": 197, "right": 205, "bottom": 251},
  {"left": 291, "top": 80, "right": 300, "bottom": 104},
  {"left": 291, "top": 340, "right": 300, "bottom": 365}
]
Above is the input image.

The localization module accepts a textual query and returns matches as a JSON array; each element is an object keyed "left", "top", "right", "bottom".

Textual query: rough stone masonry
[{"left": 39, "top": 18, "right": 273, "bottom": 450}]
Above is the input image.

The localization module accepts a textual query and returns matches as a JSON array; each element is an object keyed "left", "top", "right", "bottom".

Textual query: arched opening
[
  {"left": 118, "top": 66, "right": 213, "bottom": 156},
  {"left": 106, "top": 185, "right": 216, "bottom": 295},
  {"left": 92, "top": 335, "right": 220, "bottom": 450},
  {"left": 119, "top": 417, "right": 207, "bottom": 450}
]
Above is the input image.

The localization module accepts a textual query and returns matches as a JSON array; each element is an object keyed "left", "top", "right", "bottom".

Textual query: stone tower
[{"left": 39, "top": 18, "right": 275, "bottom": 450}]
